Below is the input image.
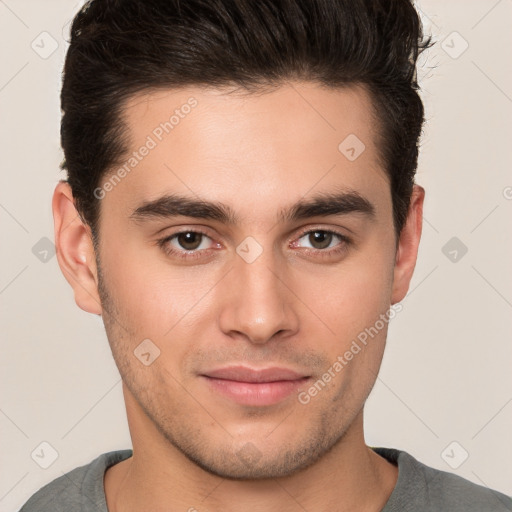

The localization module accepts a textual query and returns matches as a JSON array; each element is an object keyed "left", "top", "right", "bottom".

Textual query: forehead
[{"left": 104, "top": 82, "right": 389, "bottom": 223}]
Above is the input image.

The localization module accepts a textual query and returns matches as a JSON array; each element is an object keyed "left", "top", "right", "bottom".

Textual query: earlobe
[
  {"left": 391, "top": 184, "right": 425, "bottom": 304},
  {"left": 52, "top": 180, "right": 102, "bottom": 315}
]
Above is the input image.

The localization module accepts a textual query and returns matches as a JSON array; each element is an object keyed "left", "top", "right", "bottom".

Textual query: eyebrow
[{"left": 129, "top": 188, "right": 376, "bottom": 225}]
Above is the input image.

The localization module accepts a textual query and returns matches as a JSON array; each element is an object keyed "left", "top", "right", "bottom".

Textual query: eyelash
[{"left": 156, "top": 228, "right": 352, "bottom": 261}]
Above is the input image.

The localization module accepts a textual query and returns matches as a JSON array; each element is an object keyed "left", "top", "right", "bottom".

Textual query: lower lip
[{"left": 202, "top": 376, "right": 310, "bottom": 406}]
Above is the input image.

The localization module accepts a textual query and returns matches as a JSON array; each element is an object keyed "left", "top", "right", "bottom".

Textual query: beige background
[{"left": 1, "top": 0, "right": 511, "bottom": 510}]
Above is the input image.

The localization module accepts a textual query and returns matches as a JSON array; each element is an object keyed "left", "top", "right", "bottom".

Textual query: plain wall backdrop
[{"left": 1, "top": 0, "right": 511, "bottom": 510}]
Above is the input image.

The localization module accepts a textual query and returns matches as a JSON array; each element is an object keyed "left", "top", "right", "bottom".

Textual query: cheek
[
  {"left": 300, "top": 249, "right": 395, "bottom": 344},
  {"left": 100, "top": 238, "right": 214, "bottom": 331},
  {"left": 305, "top": 259, "right": 394, "bottom": 410}
]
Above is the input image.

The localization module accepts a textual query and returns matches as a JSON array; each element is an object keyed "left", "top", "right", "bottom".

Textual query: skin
[{"left": 53, "top": 81, "right": 424, "bottom": 512}]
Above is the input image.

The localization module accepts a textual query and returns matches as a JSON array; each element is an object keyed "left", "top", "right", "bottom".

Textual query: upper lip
[{"left": 201, "top": 366, "right": 308, "bottom": 383}]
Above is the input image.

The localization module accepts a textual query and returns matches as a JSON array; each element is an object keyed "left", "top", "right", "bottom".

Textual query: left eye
[
  {"left": 296, "top": 230, "right": 344, "bottom": 250},
  {"left": 168, "top": 231, "right": 213, "bottom": 251}
]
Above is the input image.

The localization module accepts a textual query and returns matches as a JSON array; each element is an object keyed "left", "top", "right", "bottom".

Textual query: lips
[
  {"left": 200, "top": 366, "right": 310, "bottom": 406},
  {"left": 202, "top": 366, "right": 307, "bottom": 383}
]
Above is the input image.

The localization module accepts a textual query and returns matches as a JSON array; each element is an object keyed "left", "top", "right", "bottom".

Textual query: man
[{"left": 20, "top": 0, "right": 512, "bottom": 511}]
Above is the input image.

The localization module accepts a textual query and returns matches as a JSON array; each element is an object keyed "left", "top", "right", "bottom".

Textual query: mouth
[{"left": 199, "top": 366, "right": 311, "bottom": 406}]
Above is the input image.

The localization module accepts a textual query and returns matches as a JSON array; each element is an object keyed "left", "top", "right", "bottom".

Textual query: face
[{"left": 55, "top": 81, "right": 423, "bottom": 480}]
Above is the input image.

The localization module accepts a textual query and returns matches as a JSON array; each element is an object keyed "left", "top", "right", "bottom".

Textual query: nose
[{"left": 218, "top": 248, "right": 299, "bottom": 345}]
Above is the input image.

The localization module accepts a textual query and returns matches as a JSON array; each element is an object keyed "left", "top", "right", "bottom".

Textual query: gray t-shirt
[{"left": 19, "top": 447, "right": 512, "bottom": 511}]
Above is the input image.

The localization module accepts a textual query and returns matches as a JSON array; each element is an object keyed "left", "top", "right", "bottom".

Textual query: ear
[
  {"left": 391, "top": 184, "right": 425, "bottom": 304},
  {"left": 52, "top": 180, "right": 102, "bottom": 315}
]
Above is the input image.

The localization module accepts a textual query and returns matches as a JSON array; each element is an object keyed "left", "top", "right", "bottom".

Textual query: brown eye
[
  {"left": 292, "top": 229, "right": 351, "bottom": 258},
  {"left": 308, "top": 231, "right": 333, "bottom": 249},
  {"left": 175, "top": 232, "right": 204, "bottom": 250},
  {"left": 157, "top": 229, "right": 218, "bottom": 261}
]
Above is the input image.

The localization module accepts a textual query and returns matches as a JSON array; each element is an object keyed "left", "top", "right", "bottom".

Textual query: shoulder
[
  {"left": 18, "top": 449, "right": 133, "bottom": 512},
  {"left": 373, "top": 447, "right": 512, "bottom": 512}
]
